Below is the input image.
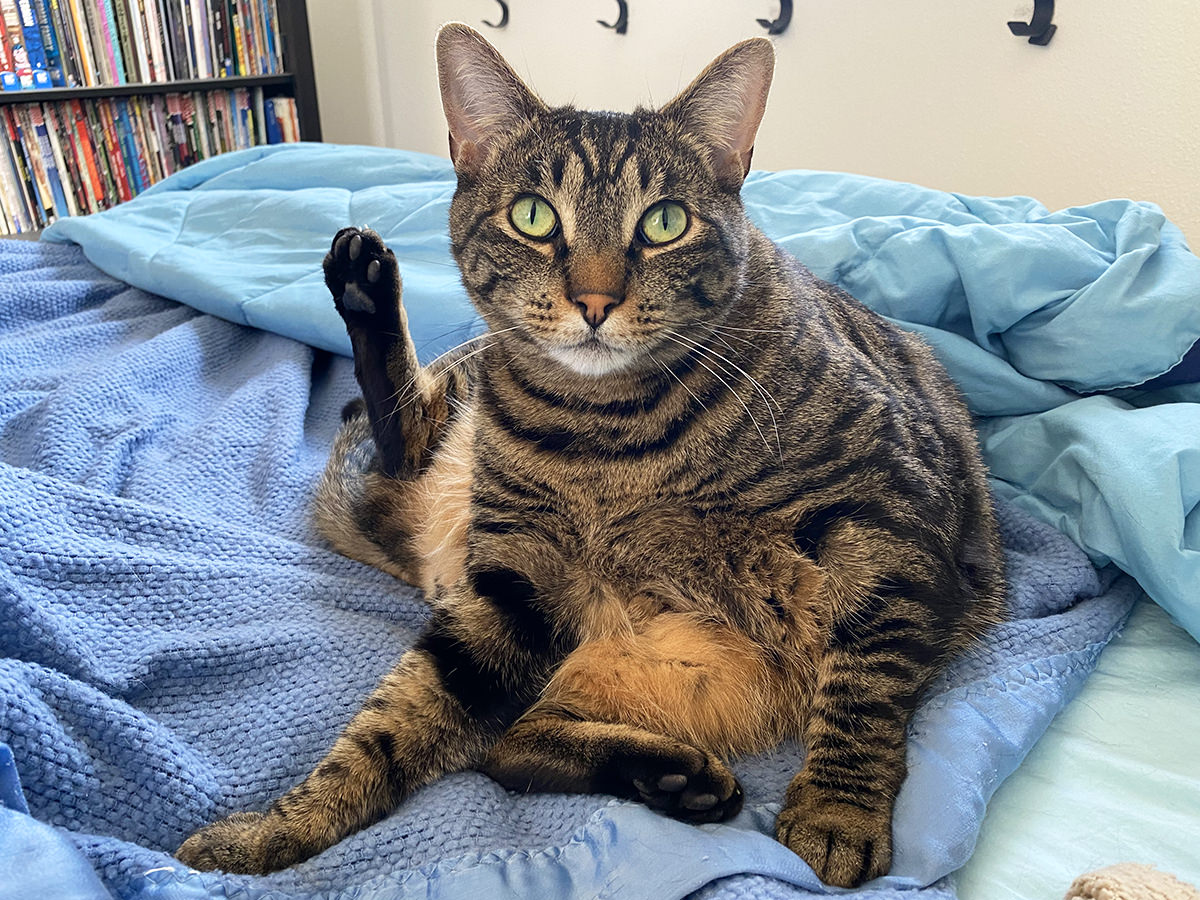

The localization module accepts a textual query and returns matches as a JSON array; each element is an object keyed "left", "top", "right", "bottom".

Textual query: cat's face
[{"left": 437, "top": 26, "right": 775, "bottom": 378}]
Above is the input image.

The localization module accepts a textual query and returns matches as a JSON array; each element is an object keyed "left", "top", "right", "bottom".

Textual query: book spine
[
  {"left": 47, "top": 0, "right": 81, "bottom": 86},
  {"left": 247, "top": 0, "right": 262, "bottom": 75},
  {"left": 116, "top": 0, "right": 146, "bottom": 83},
  {"left": 203, "top": 0, "right": 217, "bottom": 78},
  {"left": 43, "top": 102, "right": 83, "bottom": 214},
  {"left": 81, "top": 100, "right": 118, "bottom": 205},
  {"left": 0, "top": 11, "right": 15, "bottom": 90},
  {"left": 99, "top": 0, "right": 126, "bottom": 83},
  {"left": 67, "top": 99, "right": 103, "bottom": 208},
  {"left": 0, "top": 134, "right": 32, "bottom": 230},
  {"left": 151, "top": 0, "right": 172, "bottom": 79},
  {"left": 5, "top": 106, "right": 47, "bottom": 224},
  {"left": 80, "top": 0, "right": 114, "bottom": 84},
  {"left": 19, "top": 105, "right": 56, "bottom": 218},
  {"left": 150, "top": 96, "right": 174, "bottom": 175},
  {"left": 0, "top": 137, "right": 20, "bottom": 230},
  {"left": 233, "top": 0, "right": 251, "bottom": 74},
  {"left": 1, "top": 1, "right": 32, "bottom": 88},
  {"left": 65, "top": 0, "right": 98, "bottom": 86},
  {"left": 258, "top": 0, "right": 273, "bottom": 73},
  {"left": 117, "top": 97, "right": 148, "bottom": 191},
  {"left": 130, "top": 94, "right": 162, "bottom": 183},
  {"left": 29, "top": 104, "right": 69, "bottom": 217},
  {"left": 139, "top": 0, "right": 162, "bottom": 81},
  {"left": 96, "top": 98, "right": 130, "bottom": 200},
  {"left": 33, "top": 0, "right": 64, "bottom": 85},
  {"left": 187, "top": 0, "right": 207, "bottom": 77},
  {"left": 15, "top": 0, "right": 52, "bottom": 88},
  {"left": 165, "top": 92, "right": 186, "bottom": 166}
]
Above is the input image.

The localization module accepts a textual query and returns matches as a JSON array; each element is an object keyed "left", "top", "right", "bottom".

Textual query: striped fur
[{"left": 177, "top": 26, "right": 1005, "bottom": 887}]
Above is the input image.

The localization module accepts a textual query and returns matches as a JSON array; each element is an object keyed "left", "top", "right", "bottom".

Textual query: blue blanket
[
  {"left": 41, "top": 144, "right": 1200, "bottom": 644},
  {"left": 0, "top": 239, "right": 1141, "bottom": 900}
]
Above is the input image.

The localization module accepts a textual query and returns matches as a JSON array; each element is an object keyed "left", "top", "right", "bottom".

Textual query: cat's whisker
[
  {"left": 664, "top": 330, "right": 784, "bottom": 459},
  {"left": 649, "top": 351, "right": 707, "bottom": 416},
  {"left": 658, "top": 332, "right": 775, "bottom": 458}
]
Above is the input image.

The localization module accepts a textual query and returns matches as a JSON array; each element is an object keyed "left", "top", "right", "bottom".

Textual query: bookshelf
[{"left": 0, "top": 0, "right": 321, "bottom": 233}]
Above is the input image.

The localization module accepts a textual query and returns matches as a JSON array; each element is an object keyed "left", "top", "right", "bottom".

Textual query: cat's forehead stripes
[{"left": 505, "top": 111, "right": 685, "bottom": 245}]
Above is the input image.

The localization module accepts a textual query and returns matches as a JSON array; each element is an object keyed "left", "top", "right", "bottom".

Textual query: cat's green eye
[
  {"left": 638, "top": 201, "right": 688, "bottom": 246},
  {"left": 510, "top": 194, "right": 559, "bottom": 239}
]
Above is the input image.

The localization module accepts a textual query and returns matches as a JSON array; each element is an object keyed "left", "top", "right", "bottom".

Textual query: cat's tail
[{"left": 313, "top": 402, "right": 418, "bottom": 582}]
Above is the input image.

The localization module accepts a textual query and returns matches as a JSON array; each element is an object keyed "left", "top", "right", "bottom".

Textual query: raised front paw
[
  {"left": 322, "top": 226, "right": 402, "bottom": 332},
  {"left": 176, "top": 810, "right": 311, "bottom": 875},
  {"left": 775, "top": 779, "right": 892, "bottom": 888},
  {"left": 610, "top": 740, "right": 744, "bottom": 825}
]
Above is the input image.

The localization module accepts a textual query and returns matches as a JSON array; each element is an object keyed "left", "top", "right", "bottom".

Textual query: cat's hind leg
[
  {"left": 483, "top": 712, "right": 744, "bottom": 824},
  {"left": 481, "top": 615, "right": 780, "bottom": 823}
]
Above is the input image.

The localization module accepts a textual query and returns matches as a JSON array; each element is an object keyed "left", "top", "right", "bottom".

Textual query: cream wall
[{"left": 307, "top": 1, "right": 1200, "bottom": 243}]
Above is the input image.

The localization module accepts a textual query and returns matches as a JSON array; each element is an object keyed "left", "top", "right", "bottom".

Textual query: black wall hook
[
  {"left": 482, "top": 0, "right": 508, "bottom": 28},
  {"left": 1008, "top": 0, "right": 1056, "bottom": 45},
  {"left": 597, "top": 0, "right": 628, "bottom": 34},
  {"left": 757, "top": 0, "right": 792, "bottom": 35}
]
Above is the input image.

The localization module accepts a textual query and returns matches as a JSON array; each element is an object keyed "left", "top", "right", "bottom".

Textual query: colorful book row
[
  {"left": 0, "top": 0, "right": 284, "bottom": 90},
  {"left": 0, "top": 88, "right": 298, "bottom": 232}
]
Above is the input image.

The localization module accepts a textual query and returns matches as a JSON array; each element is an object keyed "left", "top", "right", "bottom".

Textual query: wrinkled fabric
[
  {"left": 0, "top": 239, "right": 1138, "bottom": 899},
  {"left": 41, "top": 144, "right": 1200, "bottom": 643}
]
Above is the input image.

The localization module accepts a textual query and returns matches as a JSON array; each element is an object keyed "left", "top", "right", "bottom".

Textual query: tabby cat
[{"left": 176, "top": 24, "right": 1004, "bottom": 887}]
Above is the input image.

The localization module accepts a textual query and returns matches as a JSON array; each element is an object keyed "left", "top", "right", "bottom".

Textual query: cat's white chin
[{"left": 546, "top": 339, "right": 638, "bottom": 377}]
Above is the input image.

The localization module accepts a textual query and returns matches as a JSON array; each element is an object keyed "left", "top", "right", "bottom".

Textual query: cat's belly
[
  {"left": 540, "top": 612, "right": 809, "bottom": 756},
  {"left": 409, "top": 410, "right": 475, "bottom": 597}
]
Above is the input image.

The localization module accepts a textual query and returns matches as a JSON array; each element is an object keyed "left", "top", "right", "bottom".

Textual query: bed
[{"left": 1, "top": 144, "right": 1197, "bottom": 900}]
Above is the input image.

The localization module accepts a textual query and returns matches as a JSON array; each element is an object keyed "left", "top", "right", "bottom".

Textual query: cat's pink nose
[{"left": 572, "top": 292, "right": 622, "bottom": 328}]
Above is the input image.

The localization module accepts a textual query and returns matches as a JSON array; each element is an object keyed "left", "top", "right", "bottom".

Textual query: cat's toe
[
  {"left": 775, "top": 785, "right": 892, "bottom": 888},
  {"left": 176, "top": 811, "right": 270, "bottom": 874},
  {"left": 322, "top": 226, "right": 402, "bottom": 330},
  {"left": 617, "top": 743, "right": 743, "bottom": 824}
]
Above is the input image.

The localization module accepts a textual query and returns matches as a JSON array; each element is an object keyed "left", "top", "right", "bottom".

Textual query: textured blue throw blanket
[{"left": 0, "top": 234, "right": 1141, "bottom": 899}]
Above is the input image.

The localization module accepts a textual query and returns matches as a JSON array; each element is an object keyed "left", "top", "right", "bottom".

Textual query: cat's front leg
[
  {"left": 775, "top": 646, "right": 919, "bottom": 888},
  {"left": 324, "top": 226, "right": 464, "bottom": 479}
]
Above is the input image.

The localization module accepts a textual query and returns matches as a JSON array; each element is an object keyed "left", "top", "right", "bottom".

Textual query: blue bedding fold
[
  {"left": 0, "top": 239, "right": 1141, "bottom": 900},
  {"left": 40, "top": 144, "right": 1200, "bottom": 644}
]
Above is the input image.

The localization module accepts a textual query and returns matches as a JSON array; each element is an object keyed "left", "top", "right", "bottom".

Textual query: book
[
  {"left": 151, "top": 0, "right": 174, "bottom": 79},
  {"left": 79, "top": 0, "right": 116, "bottom": 85},
  {"left": 44, "top": 102, "right": 87, "bottom": 213},
  {"left": 111, "top": 0, "right": 142, "bottom": 83},
  {"left": 138, "top": 0, "right": 164, "bottom": 82},
  {"left": 15, "top": 0, "right": 53, "bottom": 88},
  {"left": 0, "top": 12, "right": 16, "bottom": 89},
  {"left": 97, "top": 0, "right": 127, "bottom": 84},
  {"left": 29, "top": 104, "right": 71, "bottom": 215},
  {"left": 65, "top": 0, "right": 98, "bottom": 85},
  {"left": 262, "top": 95, "right": 278, "bottom": 144},
  {"left": 96, "top": 98, "right": 131, "bottom": 200},
  {"left": 0, "top": 135, "right": 33, "bottom": 230},
  {"left": 47, "top": 0, "right": 84, "bottom": 86},
  {"left": 32, "top": 0, "right": 65, "bottom": 85},
  {"left": 67, "top": 99, "right": 103, "bottom": 209},
  {"left": 4, "top": 106, "right": 47, "bottom": 224},
  {"left": 1, "top": 1, "right": 34, "bottom": 89}
]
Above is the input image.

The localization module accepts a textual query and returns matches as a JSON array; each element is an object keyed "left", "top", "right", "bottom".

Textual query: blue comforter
[
  {"left": 41, "top": 144, "right": 1200, "bottom": 644},
  {"left": 0, "top": 144, "right": 1194, "bottom": 900}
]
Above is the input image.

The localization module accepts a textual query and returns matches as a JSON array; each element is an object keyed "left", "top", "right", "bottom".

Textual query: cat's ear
[
  {"left": 436, "top": 23, "right": 546, "bottom": 177},
  {"left": 661, "top": 38, "right": 775, "bottom": 189}
]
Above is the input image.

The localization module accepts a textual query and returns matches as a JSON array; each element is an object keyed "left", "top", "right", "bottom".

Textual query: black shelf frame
[{"left": 0, "top": 0, "right": 321, "bottom": 140}]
